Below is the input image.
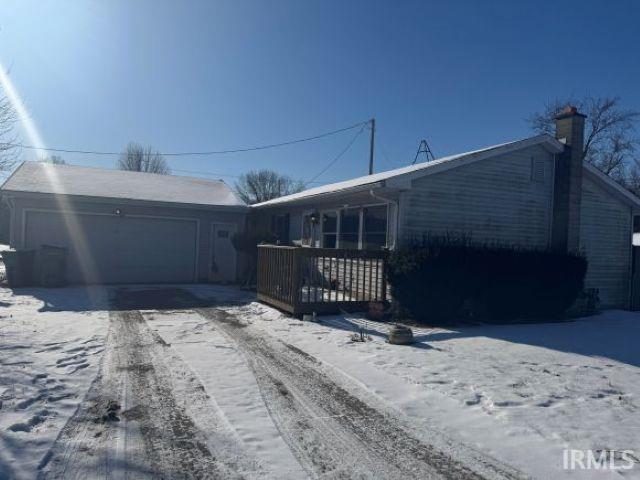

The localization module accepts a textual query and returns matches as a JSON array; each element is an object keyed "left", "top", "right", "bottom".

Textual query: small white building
[{"left": 1, "top": 163, "right": 247, "bottom": 284}]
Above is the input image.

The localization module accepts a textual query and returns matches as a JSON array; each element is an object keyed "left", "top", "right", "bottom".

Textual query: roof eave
[
  {"left": 358, "top": 135, "right": 565, "bottom": 191},
  {"left": 582, "top": 163, "right": 640, "bottom": 209},
  {"left": 251, "top": 181, "right": 387, "bottom": 209},
  {"left": 0, "top": 189, "right": 249, "bottom": 212},
  {"left": 252, "top": 134, "right": 564, "bottom": 209}
]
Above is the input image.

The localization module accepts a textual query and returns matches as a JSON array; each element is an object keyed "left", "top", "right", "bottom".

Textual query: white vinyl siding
[
  {"left": 398, "top": 145, "right": 555, "bottom": 247},
  {"left": 579, "top": 176, "right": 632, "bottom": 309}
]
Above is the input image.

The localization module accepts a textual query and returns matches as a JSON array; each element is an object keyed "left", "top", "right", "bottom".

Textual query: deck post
[
  {"left": 291, "top": 247, "right": 302, "bottom": 315},
  {"left": 381, "top": 251, "right": 388, "bottom": 303}
]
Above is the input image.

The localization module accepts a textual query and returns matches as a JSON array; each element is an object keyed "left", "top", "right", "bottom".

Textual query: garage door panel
[{"left": 24, "top": 211, "right": 197, "bottom": 284}]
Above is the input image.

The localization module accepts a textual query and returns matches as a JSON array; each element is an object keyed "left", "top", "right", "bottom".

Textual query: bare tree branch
[
  {"left": 117, "top": 142, "right": 171, "bottom": 174},
  {"left": 235, "top": 169, "right": 304, "bottom": 204},
  {"left": 0, "top": 92, "right": 19, "bottom": 172},
  {"left": 41, "top": 155, "right": 66, "bottom": 165},
  {"left": 528, "top": 95, "right": 639, "bottom": 193}
]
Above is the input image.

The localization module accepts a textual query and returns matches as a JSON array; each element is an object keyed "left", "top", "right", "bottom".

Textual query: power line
[
  {"left": 305, "top": 122, "right": 367, "bottom": 186},
  {"left": 171, "top": 167, "right": 325, "bottom": 185},
  {"left": 171, "top": 168, "right": 241, "bottom": 178},
  {"left": 379, "top": 143, "right": 394, "bottom": 165},
  {"left": 375, "top": 129, "right": 396, "bottom": 166},
  {"left": 9, "top": 120, "right": 369, "bottom": 157}
]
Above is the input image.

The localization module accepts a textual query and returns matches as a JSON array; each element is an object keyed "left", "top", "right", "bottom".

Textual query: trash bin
[
  {"left": 38, "top": 245, "right": 68, "bottom": 287},
  {"left": 1, "top": 249, "right": 36, "bottom": 287}
]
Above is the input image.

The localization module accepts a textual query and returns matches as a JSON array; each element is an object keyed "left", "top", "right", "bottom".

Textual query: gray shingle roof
[
  {"left": 1, "top": 162, "right": 246, "bottom": 208},
  {"left": 252, "top": 135, "right": 565, "bottom": 208}
]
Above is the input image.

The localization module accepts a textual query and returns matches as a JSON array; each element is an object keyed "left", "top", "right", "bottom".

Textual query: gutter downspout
[{"left": 369, "top": 188, "right": 399, "bottom": 250}]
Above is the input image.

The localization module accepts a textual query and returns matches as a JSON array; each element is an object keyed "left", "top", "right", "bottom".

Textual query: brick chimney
[{"left": 551, "top": 105, "right": 586, "bottom": 252}]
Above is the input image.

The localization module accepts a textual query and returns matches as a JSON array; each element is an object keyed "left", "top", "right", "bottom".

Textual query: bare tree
[
  {"left": 117, "top": 142, "right": 171, "bottom": 174},
  {"left": 41, "top": 155, "right": 66, "bottom": 165},
  {"left": 0, "top": 92, "right": 18, "bottom": 172},
  {"left": 528, "top": 96, "right": 639, "bottom": 186},
  {"left": 235, "top": 169, "right": 304, "bottom": 204}
]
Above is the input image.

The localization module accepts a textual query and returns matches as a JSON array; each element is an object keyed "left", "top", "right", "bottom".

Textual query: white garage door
[{"left": 24, "top": 211, "right": 198, "bottom": 284}]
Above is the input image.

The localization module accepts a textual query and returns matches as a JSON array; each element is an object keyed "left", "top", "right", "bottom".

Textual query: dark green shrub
[{"left": 387, "top": 236, "right": 587, "bottom": 324}]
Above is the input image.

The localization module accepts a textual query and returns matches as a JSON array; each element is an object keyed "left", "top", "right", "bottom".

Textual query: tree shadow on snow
[
  {"left": 417, "top": 311, "right": 640, "bottom": 368},
  {"left": 9, "top": 284, "right": 255, "bottom": 313},
  {"left": 314, "top": 311, "right": 640, "bottom": 366}
]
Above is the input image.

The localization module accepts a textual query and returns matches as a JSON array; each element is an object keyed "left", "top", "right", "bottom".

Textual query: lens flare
[
  {"left": 0, "top": 60, "right": 101, "bottom": 291},
  {"left": 0, "top": 61, "right": 46, "bottom": 154}
]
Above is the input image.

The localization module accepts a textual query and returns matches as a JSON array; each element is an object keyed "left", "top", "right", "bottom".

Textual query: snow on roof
[
  {"left": 1, "top": 162, "right": 246, "bottom": 208},
  {"left": 252, "top": 134, "right": 565, "bottom": 208}
]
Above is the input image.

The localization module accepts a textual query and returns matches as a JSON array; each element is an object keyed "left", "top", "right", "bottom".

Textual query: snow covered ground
[
  {"left": 185, "top": 286, "right": 640, "bottom": 479},
  {"left": 0, "top": 286, "right": 110, "bottom": 479},
  {"left": 0, "top": 245, "right": 10, "bottom": 281},
  {"left": 1, "top": 283, "right": 639, "bottom": 479}
]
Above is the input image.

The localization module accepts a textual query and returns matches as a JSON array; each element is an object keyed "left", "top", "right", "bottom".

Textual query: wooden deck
[{"left": 257, "top": 245, "right": 388, "bottom": 315}]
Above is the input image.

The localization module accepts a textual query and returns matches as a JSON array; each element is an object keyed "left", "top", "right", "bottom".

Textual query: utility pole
[{"left": 368, "top": 118, "right": 376, "bottom": 175}]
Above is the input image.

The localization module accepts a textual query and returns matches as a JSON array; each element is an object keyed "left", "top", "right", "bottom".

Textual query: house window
[
  {"left": 339, "top": 209, "right": 360, "bottom": 249},
  {"left": 319, "top": 204, "right": 389, "bottom": 250},
  {"left": 322, "top": 211, "right": 338, "bottom": 248},
  {"left": 363, "top": 205, "right": 387, "bottom": 250}
]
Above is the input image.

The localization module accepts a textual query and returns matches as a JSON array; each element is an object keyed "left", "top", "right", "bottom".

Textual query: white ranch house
[
  {"left": 1, "top": 107, "right": 638, "bottom": 309},
  {"left": 251, "top": 108, "right": 640, "bottom": 310}
]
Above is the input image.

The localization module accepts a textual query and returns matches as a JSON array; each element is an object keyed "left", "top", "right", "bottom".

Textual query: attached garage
[
  {"left": 24, "top": 212, "right": 198, "bottom": 284},
  {"left": 1, "top": 162, "right": 247, "bottom": 284}
]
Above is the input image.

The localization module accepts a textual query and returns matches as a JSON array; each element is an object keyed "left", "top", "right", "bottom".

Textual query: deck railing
[{"left": 257, "top": 244, "right": 388, "bottom": 315}]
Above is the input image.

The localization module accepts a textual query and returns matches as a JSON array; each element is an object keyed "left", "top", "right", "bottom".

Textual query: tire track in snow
[
  {"left": 197, "top": 307, "right": 524, "bottom": 480},
  {"left": 39, "top": 304, "right": 248, "bottom": 479}
]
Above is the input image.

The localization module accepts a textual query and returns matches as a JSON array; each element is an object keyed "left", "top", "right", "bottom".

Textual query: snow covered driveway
[
  {"left": 40, "top": 308, "right": 247, "bottom": 479},
  {"left": 2, "top": 284, "right": 639, "bottom": 479},
  {"left": 223, "top": 297, "right": 640, "bottom": 480},
  {"left": 191, "top": 307, "right": 511, "bottom": 479}
]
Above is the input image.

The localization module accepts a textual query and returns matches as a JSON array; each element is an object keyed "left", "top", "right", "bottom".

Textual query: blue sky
[{"left": 1, "top": 0, "right": 638, "bottom": 187}]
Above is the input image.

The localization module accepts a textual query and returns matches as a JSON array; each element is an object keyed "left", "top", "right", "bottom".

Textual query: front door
[{"left": 209, "top": 223, "right": 237, "bottom": 283}]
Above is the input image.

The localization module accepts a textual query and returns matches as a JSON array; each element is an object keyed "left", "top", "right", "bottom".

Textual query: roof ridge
[
  {"left": 1, "top": 161, "right": 247, "bottom": 208},
  {"left": 252, "top": 134, "right": 562, "bottom": 208},
  {"left": 20, "top": 160, "right": 226, "bottom": 184}
]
